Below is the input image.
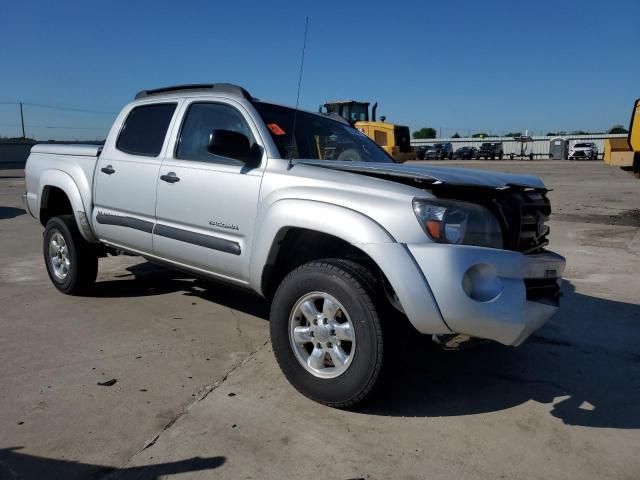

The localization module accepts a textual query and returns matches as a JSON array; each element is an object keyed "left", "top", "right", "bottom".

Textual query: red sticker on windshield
[{"left": 267, "top": 123, "right": 286, "bottom": 136}]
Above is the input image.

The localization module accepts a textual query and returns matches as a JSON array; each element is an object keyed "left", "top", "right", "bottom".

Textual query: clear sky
[{"left": 1, "top": 0, "right": 638, "bottom": 140}]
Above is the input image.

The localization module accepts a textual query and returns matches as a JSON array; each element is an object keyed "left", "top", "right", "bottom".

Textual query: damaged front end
[{"left": 299, "top": 160, "right": 565, "bottom": 346}]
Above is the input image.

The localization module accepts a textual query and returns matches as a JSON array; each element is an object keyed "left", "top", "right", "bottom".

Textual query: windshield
[
  {"left": 253, "top": 102, "right": 394, "bottom": 163},
  {"left": 574, "top": 143, "right": 591, "bottom": 148},
  {"left": 348, "top": 104, "right": 369, "bottom": 122}
]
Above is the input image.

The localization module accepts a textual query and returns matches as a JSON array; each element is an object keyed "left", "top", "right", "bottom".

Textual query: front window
[
  {"left": 574, "top": 143, "right": 591, "bottom": 148},
  {"left": 176, "top": 102, "right": 256, "bottom": 165},
  {"left": 253, "top": 102, "right": 394, "bottom": 163}
]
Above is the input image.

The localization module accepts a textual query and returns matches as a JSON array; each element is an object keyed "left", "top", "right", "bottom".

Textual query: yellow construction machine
[
  {"left": 603, "top": 137, "right": 635, "bottom": 167},
  {"left": 321, "top": 100, "right": 416, "bottom": 162},
  {"left": 604, "top": 99, "right": 640, "bottom": 176},
  {"left": 629, "top": 99, "right": 640, "bottom": 175}
]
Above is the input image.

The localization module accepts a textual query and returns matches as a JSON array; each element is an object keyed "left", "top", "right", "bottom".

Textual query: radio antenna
[{"left": 288, "top": 16, "right": 309, "bottom": 170}]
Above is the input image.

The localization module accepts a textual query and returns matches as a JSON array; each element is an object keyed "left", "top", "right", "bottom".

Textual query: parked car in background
[
  {"left": 424, "top": 142, "right": 453, "bottom": 160},
  {"left": 454, "top": 146, "right": 478, "bottom": 159},
  {"left": 477, "top": 142, "right": 504, "bottom": 160},
  {"left": 415, "top": 145, "right": 427, "bottom": 160},
  {"left": 569, "top": 142, "right": 598, "bottom": 160}
]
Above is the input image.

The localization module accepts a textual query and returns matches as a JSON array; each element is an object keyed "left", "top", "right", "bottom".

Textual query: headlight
[{"left": 412, "top": 198, "right": 503, "bottom": 249}]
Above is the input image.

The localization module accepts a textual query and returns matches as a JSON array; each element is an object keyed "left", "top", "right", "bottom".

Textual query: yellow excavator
[
  {"left": 604, "top": 99, "right": 640, "bottom": 176},
  {"left": 321, "top": 100, "right": 416, "bottom": 163}
]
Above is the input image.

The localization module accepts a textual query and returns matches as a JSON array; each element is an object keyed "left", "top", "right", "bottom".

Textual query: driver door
[{"left": 153, "top": 100, "right": 266, "bottom": 283}]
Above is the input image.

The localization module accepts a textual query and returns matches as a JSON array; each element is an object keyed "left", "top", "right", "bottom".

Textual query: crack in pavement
[
  {"left": 100, "top": 338, "right": 270, "bottom": 479},
  {"left": 229, "top": 308, "right": 243, "bottom": 338}
]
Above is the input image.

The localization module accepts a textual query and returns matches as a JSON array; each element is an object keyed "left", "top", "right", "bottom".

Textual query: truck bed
[{"left": 24, "top": 144, "right": 102, "bottom": 228}]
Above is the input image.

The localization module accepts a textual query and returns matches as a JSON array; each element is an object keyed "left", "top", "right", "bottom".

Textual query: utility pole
[{"left": 19, "top": 102, "right": 26, "bottom": 139}]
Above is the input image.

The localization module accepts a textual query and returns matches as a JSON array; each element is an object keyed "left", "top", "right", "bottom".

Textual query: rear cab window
[{"left": 116, "top": 103, "right": 177, "bottom": 156}]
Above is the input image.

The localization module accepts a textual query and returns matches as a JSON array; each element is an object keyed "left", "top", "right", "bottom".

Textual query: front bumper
[
  {"left": 407, "top": 243, "right": 566, "bottom": 346},
  {"left": 569, "top": 151, "right": 593, "bottom": 159}
]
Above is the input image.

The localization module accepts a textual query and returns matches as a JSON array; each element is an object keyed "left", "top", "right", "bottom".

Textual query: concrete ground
[{"left": 0, "top": 161, "right": 639, "bottom": 479}]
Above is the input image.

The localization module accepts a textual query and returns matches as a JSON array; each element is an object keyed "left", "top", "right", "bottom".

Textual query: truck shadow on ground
[
  {"left": 0, "top": 206, "right": 26, "bottom": 219},
  {"left": 0, "top": 446, "right": 225, "bottom": 480},
  {"left": 361, "top": 281, "right": 640, "bottom": 429},
  {"left": 91, "top": 261, "right": 271, "bottom": 319},
  {"left": 92, "top": 262, "right": 639, "bottom": 430}
]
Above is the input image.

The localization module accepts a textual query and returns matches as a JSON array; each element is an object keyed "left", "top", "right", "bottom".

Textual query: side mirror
[{"left": 207, "top": 129, "right": 257, "bottom": 163}]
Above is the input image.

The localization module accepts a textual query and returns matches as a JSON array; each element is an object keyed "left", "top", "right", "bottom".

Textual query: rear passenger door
[
  {"left": 153, "top": 100, "right": 266, "bottom": 283},
  {"left": 93, "top": 102, "right": 179, "bottom": 254}
]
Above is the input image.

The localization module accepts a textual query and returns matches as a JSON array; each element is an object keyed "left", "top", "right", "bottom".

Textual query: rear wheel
[
  {"left": 43, "top": 215, "right": 98, "bottom": 294},
  {"left": 270, "top": 259, "right": 384, "bottom": 408}
]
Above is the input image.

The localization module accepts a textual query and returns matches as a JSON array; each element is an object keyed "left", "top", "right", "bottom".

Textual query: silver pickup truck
[{"left": 24, "top": 83, "right": 566, "bottom": 407}]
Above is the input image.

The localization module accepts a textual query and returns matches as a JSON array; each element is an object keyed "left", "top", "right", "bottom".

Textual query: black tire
[
  {"left": 270, "top": 259, "right": 383, "bottom": 408},
  {"left": 633, "top": 152, "right": 640, "bottom": 177},
  {"left": 43, "top": 215, "right": 98, "bottom": 294}
]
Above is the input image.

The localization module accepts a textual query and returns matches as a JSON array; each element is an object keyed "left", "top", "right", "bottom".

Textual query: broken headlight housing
[{"left": 412, "top": 198, "right": 503, "bottom": 249}]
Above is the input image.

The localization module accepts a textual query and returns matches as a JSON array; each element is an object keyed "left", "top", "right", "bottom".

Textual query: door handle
[
  {"left": 101, "top": 165, "right": 115, "bottom": 175},
  {"left": 160, "top": 172, "right": 180, "bottom": 183}
]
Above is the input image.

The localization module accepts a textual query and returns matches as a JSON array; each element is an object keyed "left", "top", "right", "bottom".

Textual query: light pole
[{"left": 19, "top": 102, "right": 26, "bottom": 139}]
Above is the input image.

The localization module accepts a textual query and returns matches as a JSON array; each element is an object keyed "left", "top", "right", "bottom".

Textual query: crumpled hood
[{"left": 298, "top": 160, "right": 546, "bottom": 189}]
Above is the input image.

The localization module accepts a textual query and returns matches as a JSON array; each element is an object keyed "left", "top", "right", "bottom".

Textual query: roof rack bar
[{"left": 134, "top": 83, "right": 252, "bottom": 100}]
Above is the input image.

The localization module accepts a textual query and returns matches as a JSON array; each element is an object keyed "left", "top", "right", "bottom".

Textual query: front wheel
[
  {"left": 43, "top": 215, "right": 98, "bottom": 294},
  {"left": 270, "top": 259, "right": 383, "bottom": 408}
]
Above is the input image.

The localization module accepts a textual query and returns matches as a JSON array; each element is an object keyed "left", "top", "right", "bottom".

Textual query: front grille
[
  {"left": 492, "top": 190, "right": 551, "bottom": 254},
  {"left": 430, "top": 185, "right": 551, "bottom": 255},
  {"left": 571, "top": 150, "right": 586, "bottom": 157},
  {"left": 525, "top": 278, "right": 560, "bottom": 305}
]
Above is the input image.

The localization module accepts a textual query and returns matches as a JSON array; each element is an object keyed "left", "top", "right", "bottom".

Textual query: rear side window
[{"left": 116, "top": 103, "right": 176, "bottom": 156}]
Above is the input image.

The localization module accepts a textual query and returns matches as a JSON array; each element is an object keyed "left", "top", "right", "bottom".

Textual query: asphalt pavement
[{"left": 1, "top": 161, "right": 639, "bottom": 479}]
